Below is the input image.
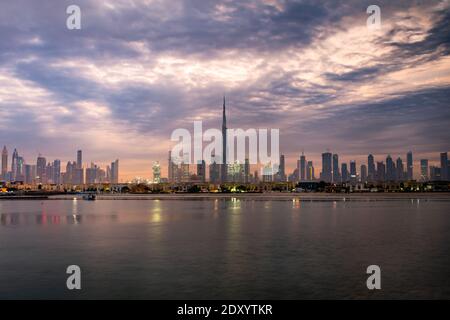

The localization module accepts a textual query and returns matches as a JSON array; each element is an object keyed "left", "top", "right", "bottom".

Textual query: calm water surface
[{"left": 0, "top": 198, "right": 449, "bottom": 299}]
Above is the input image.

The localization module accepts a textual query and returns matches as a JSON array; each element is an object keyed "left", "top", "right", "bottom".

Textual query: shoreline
[
  {"left": 2, "top": 192, "right": 450, "bottom": 201},
  {"left": 51, "top": 192, "right": 450, "bottom": 201}
]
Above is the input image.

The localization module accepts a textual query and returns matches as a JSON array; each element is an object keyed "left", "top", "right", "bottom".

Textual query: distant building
[
  {"left": 332, "top": 154, "right": 340, "bottom": 183},
  {"left": 110, "top": 159, "right": 119, "bottom": 184},
  {"left": 440, "top": 152, "right": 448, "bottom": 181},
  {"left": 396, "top": 157, "right": 404, "bottom": 181},
  {"left": 306, "top": 161, "right": 315, "bottom": 181},
  {"left": 36, "top": 155, "right": 46, "bottom": 184},
  {"left": 153, "top": 161, "right": 161, "bottom": 184},
  {"left": 300, "top": 153, "right": 306, "bottom": 181},
  {"left": 349, "top": 160, "right": 357, "bottom": 184},
  {"left": 11, "top": 148, "right": 19, "bottom": 181},
  {"left": 376, "top": 161, "right": 386, "bottom": 182},
  {"left": 368, "top": 154, "right": 375, "bottom": 182},
  {"left": 53, "top": 160, "right": 61, "bottom": 184},
  {"left": 420, "top": 159, "right": 428, "bottom": 181},
  {"left": 209, "top": 153, "right": 220, "bottom": 184},
  {"left": 1, "top": 146, "right": 7, "bottom": 180},
  {"left": 196, "top": 160, "right": 206, "bottom": 183},
  {"left": 341, "top": 163, "right": 348, "bottom": 183},
  {"left": 25, "top": 164, "right": 36, "bottom": 184},
  {"left": 430, "top": 166, "right": 441, "bottom": 181},
  {"left": 360, "top": 164, "right": 367, "bottom": 183},
  {"left": 321, "top": 152, "right": 332, "bottom": 183},
  {"left": 386, "top": 155, "right": 395, "bottom": 182},
  {"left": 77, "top": 150, "right": 82, "bottom": 169},
  {"left": 244, "top": 158, "right": 250, "bottom": 183},
  {"left": 407, "top": 151, "right": 413, "bottom": 180}
]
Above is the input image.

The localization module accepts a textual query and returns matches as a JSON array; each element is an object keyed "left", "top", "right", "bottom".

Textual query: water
[{"left": 0, "top": 198, "right": 449, "bottom": 299}]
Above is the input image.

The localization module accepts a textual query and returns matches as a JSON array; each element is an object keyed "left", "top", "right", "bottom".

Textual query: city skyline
[{"left": 0, "top": 1, "right": 449, "bottom": 180}]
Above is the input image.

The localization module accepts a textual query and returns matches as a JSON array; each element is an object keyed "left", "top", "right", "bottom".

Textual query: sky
[{"left": 0, "top": 0, "right": 449, "bottom": 181}]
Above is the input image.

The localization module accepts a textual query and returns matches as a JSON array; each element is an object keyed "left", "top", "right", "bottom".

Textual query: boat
[{"left": 82, "top": 194, "right": 97, "bottom": 201}]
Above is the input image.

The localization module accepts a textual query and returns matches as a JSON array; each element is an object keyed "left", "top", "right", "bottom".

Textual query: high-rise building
[
  {"left": 376, "top": 161, "right": 386, "bottom": 182},
  {"left": 386, "top": 155, "right": 395, "bottom": 181},
  {"left": 153, "top": 161, "right": 161, "bottom": 184},
  {"left": 407, "top": 151, "right": 413, "bottom": 180},
  {"left": 180, "top": 155, "right": 190, "bottom": 183},
  {"left": 1, "top": 146, "right": 7, "bottom": 180},
  {"left": 11, "top": 148, "right": 19, "bottom": 181},
  {"left": 278, "top": 154, "right": 286, "bottom": 182},
  {"left": 196, "top": 160, "right": 205, "bottom": 183},
  {"left": 16, "top": 156, "right": 25, "bottom": 182},
  {"left": 244, "top": 158, "right": 250, "bottom": 183},
  {"left": 77, "top": 150, "right": 82, "bottom": 169},
  {"left": 368, "top": 154, "right": 375, "bottom": 182},
  {"left": 300, "top": 153, "right": 306, "bottom": 181},
  {"left": 396, "top": 157, "right": 404, "bottom": 182},
  {"left": 349, "top": 160, "right": 357, "bottom": 184},
  {"left": 430, "top": 166, "right": 441, "bottom": 181},
  {"left": 262, "top": 163, "right": 273, "bottom": 182},
  {"left": 53, "top": 160, "right": 61, "bottom": 184},
  {"left": 420, "top": 159, "right": 428, "bottom": 182},
  {"left": 110, "top": 159, "right": 119, "bottom": 184},
  {"left": 25, "top": 164, "right": 36, "bottom": 184},
  {"left": 306, "top": 161, "right": 314, "bottom": 181},
  {"left": 221, "top": 96, "right": 227, "bottom": 183},
  {"left": 332, "top": 154, "right": 340, "bottom": 183},
  {"left": 321, "top": 152, "right": 332, "bottom": 183},
  {"left": 440, "top": 152, "right": 448, "bottom": 181},
  {"left": 341, "top": 163, "right": 348, "bottom": 182},
  {"left": 360, "top": 164, "right": 367, "bottom": 183},
  {"left": 209, "top": 153, "right": 220, "bottom": 184},
  {"left": 36, "top": 155, "right": 46, "bottom": 184}
]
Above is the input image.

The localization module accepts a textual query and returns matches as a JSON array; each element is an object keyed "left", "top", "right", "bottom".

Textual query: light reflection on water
[{"left": 0, "top": 198, "right": 449, "bottom": 299}]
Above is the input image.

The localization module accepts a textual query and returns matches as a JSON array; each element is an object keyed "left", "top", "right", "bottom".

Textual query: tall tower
[
  {"left": 221, "top": 96, "right": 227, "bottom": 183},
  {"left": 11, "top": 148, "right": 19, "bottom": 181},
  {"left": 407, "top": 151, "right": 413, "bottom": 180},
  {"left": 1, "top": 146, "right": 7, "bottom": 180},
  {"left": 77, "top": 150, "right": 82, "bottom": 169}
]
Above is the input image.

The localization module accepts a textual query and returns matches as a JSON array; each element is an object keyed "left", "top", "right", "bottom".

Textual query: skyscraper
[
  {"left": 111, "top": 159, "right": 119, "bottom": 184},
  {"left": 360, "top": 164, "right": 367, "bottom": 183},
  {"left": 1, "top": 146, "right": 7, "bottom": 180},
  {"left": 349, "top": 160, "right": 357, "bottom": 184},
  {"left": 386, "top": 155, "right": 395, "bottom": 181},
  {"left": 407, "top": 151, "right": 413, "bottom": 180},
  {"left": 440, "top": 152, "right": 448, "bottom": 181},
  {"left": 196, "top": 160, "right": 206, "bottom": 183},
  {"left": 221, "top": 96, "right": 227, "bottom": 183},
  {"left": 368, "top": 154, "right": 375, "bottom": 182},
  {"left": 277, "top": 154, "right": 286, "bottom": 182},
  {"left": 341, "top": 163, "right": 348, "bottom": 182},
  {"left": 25, "top": 164, "right": 36, "bottom": 184},
  {"left": 420, "top": 159, "right": 428, "bottom": 182},
  {"left": 53, "top": 160, "right": 61, "bottom": 184},
  {"left": 244, "top": 158, "right": 250, "bottom": 183},
  {"left": 300, "top": 153, "right": 306, "bottom": 181},
  {"left": 376, "top": 161, "right": 386, "bottom": 182},
  {"left": 306, "top": 161, "right": 314, "bottom": 181},
  {"left": 396, "top": 157, "right": 404, "bottom": 181},
  {"left": 332, "top": 154, "right": 340, "bottom": 183},
  {"left": 77, "top": 150, "right": 82, "bottom": 169},
  {"left": 209, "top": 153, "right": 220, "bottom": 184},
  {"left": 153, "top": 161, "right": 161, "bottom": 184},
  {"left": 321, "top": 152, "right": 332, "bottom": 183},
  {"left": 11, "top": 148, "right": 19, "bottom": 181},
  {"left": 36, "top": 155, "right": 46, "bottom": 184}
]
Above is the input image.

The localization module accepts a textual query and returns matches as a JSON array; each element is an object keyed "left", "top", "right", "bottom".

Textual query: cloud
[{"left": 0, "top": 0, "right": 449, "bottom": 179}]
